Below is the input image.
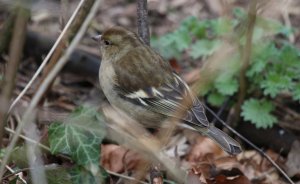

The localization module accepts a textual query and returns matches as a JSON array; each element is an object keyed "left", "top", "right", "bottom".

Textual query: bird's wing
[{"left": 115, "top": 72, "right": 209, "bottom": 128}]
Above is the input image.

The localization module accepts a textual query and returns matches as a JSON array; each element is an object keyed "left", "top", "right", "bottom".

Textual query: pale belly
[{"left": 99, "top": 62, "right": 165, "bottom": 128}]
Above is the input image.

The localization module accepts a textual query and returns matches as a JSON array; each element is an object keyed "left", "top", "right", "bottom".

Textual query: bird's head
[{"left": 93, "top": 26, "right": 143, "bottom": 61}]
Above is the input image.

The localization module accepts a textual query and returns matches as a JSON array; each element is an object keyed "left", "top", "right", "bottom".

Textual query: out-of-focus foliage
[{"left": 152, "top": 8, "right": 299, "bottom": 129}]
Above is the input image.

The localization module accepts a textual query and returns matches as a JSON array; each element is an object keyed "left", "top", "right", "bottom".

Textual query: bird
[{"left": 94, "top": 26, "right": 242, "bottom": 155}]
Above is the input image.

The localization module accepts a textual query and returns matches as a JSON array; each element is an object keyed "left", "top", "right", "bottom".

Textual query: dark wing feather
[{"left": 116, "top": 72, "right": 209, "bottom": 128}]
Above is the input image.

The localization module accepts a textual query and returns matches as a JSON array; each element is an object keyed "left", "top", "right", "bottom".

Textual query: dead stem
[
  {"left": 232, "top": 0, "right": 257, "bottom": 127},
  {"left": 0, "top": 4, "right": 30, "bottom": 147}
]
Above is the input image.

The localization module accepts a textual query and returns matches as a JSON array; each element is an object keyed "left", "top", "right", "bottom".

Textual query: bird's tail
[{"left": 204, "top": 126, "right": 242, "bottom": 155}]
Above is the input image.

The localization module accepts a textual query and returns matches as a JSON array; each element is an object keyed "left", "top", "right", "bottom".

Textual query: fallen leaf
[
  {"left": 101, "top": 144, "right": 142, "bottom": 173},
  {"left": 187, "top": 135, "right": 226, "bottom": 163},
  {"left": 286, "top": 140, "right": 300, "bottom": 177}
]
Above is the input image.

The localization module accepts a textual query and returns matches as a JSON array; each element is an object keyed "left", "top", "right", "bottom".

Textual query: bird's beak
[{"left": 92, "top": 34, "right": 101, "bottom": 42}]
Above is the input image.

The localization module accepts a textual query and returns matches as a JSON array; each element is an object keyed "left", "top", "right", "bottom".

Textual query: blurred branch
[
  {"left": 0, "top": 5, "right": 30, "bottom": 147},
  {"left": 0, "top": 0, "right": 102, "bottom": 180},
  {"left": 0, "top": 11, "right": 16, "bottom": 55},
  {"left": 232, "top": 0, "right": 257, "bottom": 127},
  {"left": 36, "top": 0, "right": 97, "bottom": 105},
  {"left": 103, "top": 107, "right": 186, "bottom": 183},
  {"left": 9, "top": 0, "right": 87, "bottom": 113},
  {"left": 137, "top": 0, "right": 150, "bottom": 45},
  {"left": 107, "top": 170, "right": 148, "bottom": 184}
]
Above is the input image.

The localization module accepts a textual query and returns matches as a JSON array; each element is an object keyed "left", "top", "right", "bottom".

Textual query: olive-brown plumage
[{"left": 96, "top": 26, "right": 242, "bottom": 155}]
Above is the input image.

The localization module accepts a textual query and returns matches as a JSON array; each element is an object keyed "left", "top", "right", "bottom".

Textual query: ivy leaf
[
  {"left": 241, "top": 99, "right": 277, "bottom": 129},
  {"left": 48, "top": 106, "right": 106, "bottom": 165},
  {"left": 46, "top": 167, "right": 72, "bottom": 184},
  {"left": 190, "top": 39, "right": 221, "bottom": 59},
  {"left": 69, "top": 165, "right": 108, "bottom": 184}
]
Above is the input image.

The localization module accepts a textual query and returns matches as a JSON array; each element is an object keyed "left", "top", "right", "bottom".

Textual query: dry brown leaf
[
  {"left": 286, "top": 140, "right": 300, "bottom": 177},
  {"left": 101, "top": 144, "right": 142, "bottom": 173},
  {"left": 187, "top": 136, "right": 226, "bottom": 163}
]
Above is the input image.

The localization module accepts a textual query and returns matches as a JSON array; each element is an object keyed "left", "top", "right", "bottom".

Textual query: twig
[
  {"left": 0, "top": 0, "right": 102, "bottom": 180},
  {"left": 1, "top": 167, "right": 29, "bottom": 182},
  {"left": 0, "top": 4, "right": 30, "bottom": 147},
  {"left": 107, "top": 170, "right": 148, "bottom": 184},
  {"left": 36, "top": 0, "right": 97, "bottom": 105},
  {"left": 231, "top": 0, "right": 257, "bottom": 126},
  {"left": 282, "top": 0, "right": 294, "bottom": 43},
  {"left": 0, "top": 10, "right": 16, "bottom": 54},
  {"left": 203, "top": 104, "right": 295, "bottom": 184},
  {"left": 103, "top": 107, "right": 186, "bottom": 183},
  {"left": 23, "top": 114, "right": 47, "bottom": 184},
  {"left": 137, "top": 0, "right": 150, "bottom": 45},
  {"left": 5, "top": 127, "right": 50, "bottom": 151},
  {"left": 211, "top": 97, "right": 231, "bottom": 124},
  {"left": 0, "top": 161, "right": 27, "bottom": 184},
  {"left": 8, "top": 0, "right": 86, "bottom": 113}
]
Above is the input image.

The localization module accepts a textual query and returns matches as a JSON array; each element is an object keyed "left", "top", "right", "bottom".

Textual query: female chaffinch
[{"left": 94, "top": 26, "right": 242, "bottom": 155}]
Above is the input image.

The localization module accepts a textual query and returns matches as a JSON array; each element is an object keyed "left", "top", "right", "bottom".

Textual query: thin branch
[
  {"left": 0, "top": 10, "right": 16, "bottom": 54},
  {"left": 203, "top": 104, "right": 295, "bottom": 184},
  {"left": 8, "top": 0, "right": 86, "bottom": 113},
  {"left": 211, "top": 97, "right": 231, "bottom": 124},
  {"left": 137, "top": 0, "right": 150, "bottom": 45},
  {"left": 23, "top": 116, "right": 47, "bottom": 184},
  {"left": 0, "top": 0, "right": 102, "bottom": 180},
  {"left": 1, "top": 167, "right": 29, "bottom": 182},
  {"left": 36, "top": 0, "right": 97, "bottom": 105},
  {"left": 0, "top": 4, "right": 30, "bottom": 147},
  {"left": 5, "top": 127, "right": 50, "bottom": 151},
  {"left": 231, "top": 0, "right": 257, "bottom": 126},
  {"left": 107, "top": 170, "right": 148, "bottom": 184},
  {"left": 0, "top": 161, "right": 27, "bottom": 184}
]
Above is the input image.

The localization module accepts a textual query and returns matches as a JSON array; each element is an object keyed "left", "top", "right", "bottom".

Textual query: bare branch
[
  {"left": 137, "top": 0, "right": 150, "bottom": 45},
  {"left": 0, "top": 5, "right": 30, "bottom": 147}
]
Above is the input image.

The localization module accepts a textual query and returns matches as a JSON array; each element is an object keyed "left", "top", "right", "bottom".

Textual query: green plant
[
  {"left": 152, "top": 8, "right": 299, "bottom": 129},
  {"left": 48, "top": 106, "right": 107, "bottom": 183}
]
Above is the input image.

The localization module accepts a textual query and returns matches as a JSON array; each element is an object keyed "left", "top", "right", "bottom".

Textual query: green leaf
[
  {"left": 180, "top": 16, "right": 198, "bottom": 30},
  {"left": 211, "top": 18, "right": 233, "bottom": 36},
  {"left": 48, "top": 106, "right": 106, "bottom": 165},
  {"left": 173, "top": 27, "right": 192, "bottom": 51},
  {"left": 292, "top": 83, "right": 300, "bottom": 101},
  {"left": 215, "top": 77, "right": 238, "bottom": 96},
  {"left": 69, "top": 165, "right": 108, "bottom": 184},
  {"left": 207, "top": 92, "right": 226, "bottom": 106},
  {"left": 46, "top": 167, "right": 72, "bottom": 184},
  {"left": 260, "top": 72, "right": 292, "bottom": 98},
  {"left": 233, "top": 7, "right": 246, "bottom": 20},
  {"left": 241, "top": 99, "right": 277, "bottom": 128},
  {"left": 279, "top": 43, "right": 300, "bottom": 67},
  {"left": 247, "top": 42, "right": 278, "bottom": 77},
  {"left": 256, "top": 17, "right": 285, "bottom": 36},
  {"left": 190, "top": 39, "right": 221, "bottom": 59},
  {"left": 191, "top": 20, "right": 208, "bottom": 39}
]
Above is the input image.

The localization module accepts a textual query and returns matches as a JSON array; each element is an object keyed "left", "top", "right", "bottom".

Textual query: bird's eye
[{"left": 103, "top": 40, "right": 111, "bottom": 46}]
